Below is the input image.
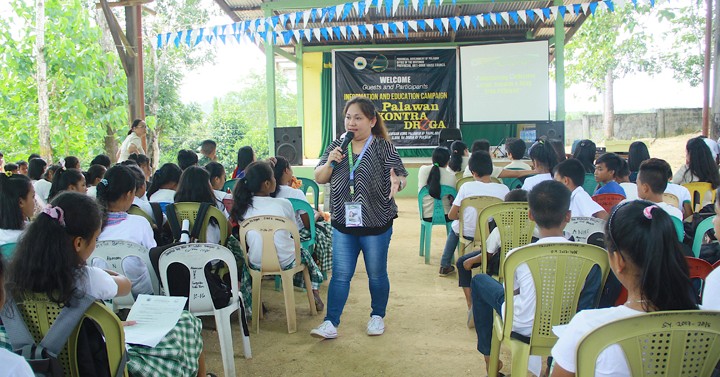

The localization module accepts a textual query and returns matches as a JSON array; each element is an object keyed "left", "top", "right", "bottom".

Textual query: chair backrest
[
  {"left": 502, "top": 177, "right": 524, "bottom": 190},
  {"left": 682, "top": 182, "right": 715, "bottom": 212},
  {"left": 565, "top": 217, "right": 606, "bottom": 245},
  {"left": 454, "top": 171, "right": 464, "bottom": 181},
  {"left": 287, "top": 198, "right": 317, "bottom": 251},
  {"left": 16, "top": 293, "right": 127, "bottom": 377},
  {"left": 237, "top": 215, "right": 302, "bottom": 273},
  {"left": 158, "top": 243, "right": 239, "bottom": 314},
  {"left": 692, "top": 215, "right": 716, "bottom": 257},
  {"left": 582, "top": 173, "right": 598, "bottom": 195},
  {"left": 670, "top": 216, "right": 685, "bottom": 243},
  {"left": 502, "top": 243, "right": 610, "bottom": 353},
  {"left": 662, "top": 192, "right": 681, "bottom": 209},
  {"left": 478, "top": 202, "right": 535, "bottom": 280},
  {"left": 576, "top": 310, "right": 720, "bottom": 377},
  {"left": 128, "top": 205, "right": 155, "bottom": 226},
  {"left": 90, "top": 240, "right": 160, "bottom": 306},
  {"left": 489, "top": 176, "right": 502, "bottom": 184},
  {"left": 222, "top": 179, "right": 238, "bottom": 193},
  {"left": 458, "top": 195, "right": 503, "bottom": 242},
  {"left": 418, "top": 185, "right": 457, "bottom": 225},
  {"left": 298, "top": 177, "right": 320, "bottom": 210},
  {"left": 686, "top": 256, "right": 713, "bottom": 279},
  {"left": 0, "top": 242, "right": 17, "bottom": 259},
  {"left": 455, "top": 176, "right": 474, "bottom": 191},
  {"left": 168, "top": 202, "right": 229, "bottom": 244},
  {"left": 591, "top": 193, "right": 625, "bottom": 213}
]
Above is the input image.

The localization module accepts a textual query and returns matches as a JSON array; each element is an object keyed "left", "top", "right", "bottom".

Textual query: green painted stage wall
[{"left": 293, "top": 166, "right": 421, "bottom": 199}]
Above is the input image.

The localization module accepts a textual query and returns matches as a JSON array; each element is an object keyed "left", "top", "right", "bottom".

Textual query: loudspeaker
[
  {"left": 274, "top": 127, "right": 303, "bottom": 166},
  {"left": 536, "top": 121, "right": 565, "bottom": 141}
]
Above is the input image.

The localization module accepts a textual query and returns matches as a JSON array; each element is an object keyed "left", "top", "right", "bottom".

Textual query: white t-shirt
[
  {"left": 0, "top": 228, "right": 23, "bottom": 246},
  {"left": 98, "top": 214, "right": 157, "bottom": 250},
  {"left": 664, "top": 183, "right": 692, "bottom": 207},
  {"left": 551, "top": 305, "right": 643, "bottom": 376},
  {"left": 275, "top": 185, "right": 309, "bottom": 230},
  {"left": 148, "top": 189, "right": 176, "bottom": 203},
  {"left": 0, "top": 349, "right": 34, "bottom": 377},
  {"left": 451, "top": 181, "right": 509, "bottom": 237},
  {"left": 87, "top": 185, "right": 98, "bottom": 199},
  {"left": 417, "top": 164, "right": 456, "bottom": 218},
  {"left": 77, "top": 266, "right": 120, "bottom": 300},
  {"left": 33, "top": 179, "right": 52, "bottom": 202},
  {"left": 118, "top": 133, "right": 145, "bottom": 162},
  {"left": 243, "top": 196, "right": 297, "bottom": 269},
  {"left": 618, "top": 183, "right": 638, "bottom": 201},
  {"left": 521, "top": 173, "right": 553, "bottom": 192},
  {"left": 703, "top": 138, "right": 720, "bottom": 162},
  {"left": 655, "top": 201, "right": 684, "bottom": 221},
  {"left": 132, "top": 196, "right": 154, "bottom": 219},
  {"left": 702, "top": 268, "right": 720, "bottom": 310},
  {"left": 570, "top": 187, "right": 605, "bottom": 218}
]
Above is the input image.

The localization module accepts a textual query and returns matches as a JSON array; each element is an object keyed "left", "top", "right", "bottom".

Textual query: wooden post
[
  {"left": 703, "top": 0, "right": 712, "bottom": 136},
  {"left": 125, "top": 5, "right": 146, "bottom": 152}
]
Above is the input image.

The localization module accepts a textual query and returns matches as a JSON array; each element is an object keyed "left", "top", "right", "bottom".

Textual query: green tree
[
  {"left": 565, "top": 3, "right": 658, "bottom": 138},
  {"left": 656, "top": 1, "right": 706, "bottom": 87}
]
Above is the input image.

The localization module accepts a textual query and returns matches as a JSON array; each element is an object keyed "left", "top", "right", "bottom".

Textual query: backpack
[
  {"left": 130, "top": 203, "right": 174, "bottom": 247},
  {"left": 0, "top": 293, "right": 126, "bottom": 377}
]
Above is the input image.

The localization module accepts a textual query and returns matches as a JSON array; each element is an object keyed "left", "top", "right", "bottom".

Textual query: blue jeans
[
  {"left": 325, "top": 227, "right": 393, "bottom": 327},
  {"left": 440, "top": 230, "right": 473, "bottom": 268},
  {"left": 471, "top": 274, "right": 505, "bottom": 355}
]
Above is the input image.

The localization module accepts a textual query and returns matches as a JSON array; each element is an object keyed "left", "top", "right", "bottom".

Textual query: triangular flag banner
[
  {"left": 408, "top": 20, "right": 418, "bottom": 31},
  {"left": 402, "top": 21, "right": 409, "bottom": 38},
  {"left": 351, "top": 25, "right": 360, "bottom": 38},
  {"left": 358, "top": 24, "right": 367, "bottom": 37},
  {"left": 542, "top": 8, "right": 551, "bottom": 19},
  {"left": 518, "top": 11, "right": 526, "bottom": 23},
  {"left": 389, "top": 22, "right": 398, "bottom": 36},
  {"left": 392, "top": 0, "right": 401, "bottom": 16},
  {"left": 304, "top": 29, "right": 312, "bottom": 41},
  {"left": 418, "top": 0, "right": 425, "bottom": 11},
  {"left": 534, "top": 8, "right": 544, "bottom": 21},
  {"left": 448, "top": 17, "right": 457, "bottom": 31},
  {"left": 382, "top": 23, "right": 390, "bottom": 36},
  {"left": 605, "top": 1, "right": 615, "bottom": 11},
  {"left": 589, "top": 2, "right": 598, "bottom": 15},
  {"left": 550, "top": 6, "right": 559, "bottom": 19},
  {"left": 367, "top": 23, "right": 374, "bottom": 37},
  {"left": 558, "top": 6, "right": 567, "bottom": 18},
  {"left": 320, "top": 28, "right": 329, "bottom": 40},
  {"left": 425, "top": 18, "right": 435, "bottom": 30},
  {"left": 340, "top": 25, "right": 348, "bottom": 38},
  {"left": 581, "top": 3, "right": 590, "bottom": 14},
  {"left": 497, "top": 13, "right": 505, "bottom": 25},
  {"left": 440, "top": 17, "right": 449, "bottom": 32},
  {"left": 336, "top": 4, "right": 345, "bottom": 20},
  {"left": 385, "top": 0, "right": 393, "bottom": 16},
  {"left": 483, "top": 13, "right": 492, "bottom": 25},
  {"left": 508, "top": 11, "right": 518, "bottom": 24},
  {"left": 313, "top": 28, "right": 321, "bottom": 41},
  {"left": 418, "top": 19, "right": 426, "bottom": 30},
  {"left": 353, "top": 1, "right": 360, "bottom": 16},
  {"left": 292, "top": 29, "right": 300, "bottom": 41},
  {"left": 411, "top": 0, "right": 419, "bottom": 10},
  {"left": 332, "top": 26, "right": 342, "bottom": 39},
  {"left": 470, "top": 15, "right": 478, "bottom": 28},
  {"left": 302, "top": 10, "right": 310, "bottom": 27},
  {"left": 462, "top": 16, "right": 470, "bottom": 28}
]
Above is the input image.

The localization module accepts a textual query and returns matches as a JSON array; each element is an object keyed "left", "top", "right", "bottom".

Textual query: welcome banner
[{"left": 334, "top": 49, "right": 457, "bottom": 148}]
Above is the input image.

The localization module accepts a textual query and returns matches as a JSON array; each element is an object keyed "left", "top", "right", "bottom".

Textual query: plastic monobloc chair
[
  {"left": 455, "top": 176, "right": 474, "bottom": 192},
  {"left": 167, "top": 202, "right": 229, "bottom": 245},
  {"left": 692, "top": 215, "right": 716, "bottom": 257},
  {"left": 670, "top": 216, "right": 685, "bottom": 243},
  {"left": 477, "top": 202, "right": 535, "bottom": 282},
  {"left": 237, "top": 215, "right": 318, "bottom": 333},
  {"left": 488, "top": 243, "right": 610, "bottom": 377},
  {"left": 159, "top": 243, "right": 252, "bottom": 377},
  {"left": 298, "top": 177, "right": 320, "bottom": 210},
  {"left": 582, "top": 173, "right": 598, "bottom": 195},
  {"left": 417, "top": 185, "right": 456, "bottom": 264},
  {"left": 682, "top": 182, "right": 715, "bottom": 212},
  {"left": 0, "top": 242, "right": 16, "bottom": 260},
  {"left": 591, "top": 193, "right": 625, "bottom": 214},
  {"left": 576, "top": 310, "right": 720, "bottom": 377},
  {"left": 564, "top": 217, "right": 606, "bottom": 244},
  {"left": 458, "top": 195, "right": 503, "bottom": 256},
  {"left": 662, "top": 192, "right": 681, "bottom": 210},
  {"left": 222, "top": 179, "right": 238, "bottom": 193},
  {"left": 90, "top": 240, "right": 159, "bottom": 310},
  {"left": 686, "top": 256, "right": 714, "bottom": 303}
]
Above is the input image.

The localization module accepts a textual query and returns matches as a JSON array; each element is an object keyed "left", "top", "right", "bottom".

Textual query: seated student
[
  {"left": 417, "top": 147, "right": 455, "bottom": 221},
  {"left": 147, "top": 163, "right": 182, "bottom": 208},
  {"left": 174, "top": 166, "right": 229, "bottom": 245},
  {"left": 47, "top": 167, "right": 86, "bottom": 201},
  {"left": 96, "top": 164, "right": 156, "bottom": 296},
  {"left": 550, "top": 201, "right": 697, "bottom": 377},
  {"left": 471, "top": 180, "right": 576, "bottom": 375},
  {"left": 463, "top": 139, "right": 536, "bottom": 180},
  {"left": 3, "top": 163, "right": 18, "bottom": 174},
  {"left": 15, "top": 161, "right": 28, "bottom": 176},
  {"left": 627, "top": 141, "right": 650, "bottom": 183},
  {"left": 33, "top": 164, "right": 59, "bottom": 204},
  {"left": 63, "top": 156, "right": 80, "bottom": 170},
  {"left": 664, "top": 165, "right": 693, "bottom": 218},
  {"left": 90, "top": 153, "right": 111, "bottom": 168},
  {"left": 672, "top": 137, "right": 720, "bottom": 208},
  {"left": 125, "top": 163, "right": 159, "bottom": 222},
  {"left": 198, "top": 139, "right": 217, "bottom": 166},
  {"left": 438, "top": 151, "right": 509, "bottom": 276},
  {"left": 549, "top": 139, "right": 567, "bottom": 162},
  {"left": 229, "top": 161, "right": 324, "bottom": 311},
  {"left": 522, "top": 140, "right": 558, "bottom": 192},
  {"left": 593, "top": 153, "right": 626, "bottom": 197},
  {"left": 4, "top": 192, "right": 208, "bottom": 377},
  {"left": 0, "top": 257, "right": 34, "bottom": 375},
  {"left": 27, "top": 158, "right": 47, "bottom": 184},
  {"left": 633, "top": 158, "right": 683, "bottom": 221},
  {"left": 615, "top": 159, "right": 638, "bottom": 200},
  {"left": 0, "top": 173, "right": 34, "bottom": 247},
  {"left": 84, "top": 164, "right": 107, "bottom": 199},
  {"left": 177, "top": 149, "right": 199, "bottom": 171},
  {"left": 554, "top": 159, "right": 608, "bottom": 220},
  {"left": 504, "top": 138, "right": 532, "bottom": 170},
  {"left": 232, "top": 146, "right": 255, "bottom": 179},
  {"left": 449, "top": 140, "right": 469, "bottom": 173},
  {"left": 573, "top": 139, "right": 597, "bottom": 174},
  {"left": 205, "top": 161, "right": 231, "bottom": 206},
  {"left": 127, "top": 153, "right": 152, "bottom": 183}
]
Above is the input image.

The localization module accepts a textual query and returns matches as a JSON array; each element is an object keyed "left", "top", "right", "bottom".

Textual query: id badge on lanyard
[{"left": 345, "top": 136, "right": 373, "bottom": 227}]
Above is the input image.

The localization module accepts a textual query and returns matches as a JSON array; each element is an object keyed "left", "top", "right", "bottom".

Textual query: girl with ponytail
[
  {"left": 417, "top": 147, "right": 454, "bottom": 221},
  {"left": 550, "top": 200, "right": 697, "bottom": 377},
  {"left": 448, "top": 140, "right": 468, "bottom": 173},
  {"left": 146, "top": 162, "right": 181, "bottom": 207},
  {"left": 521, "top": 140, "right": 558, "bottom": 191},
  {"left": 47, "top": 166, "right": 86, "bottom": 201},
  {"left": 0, "top": 173, "right": 34, "bottom": 246}
]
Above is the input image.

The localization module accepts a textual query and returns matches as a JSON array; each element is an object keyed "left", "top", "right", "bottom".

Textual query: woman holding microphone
[{"left": 310, "top": 97, "right": 408, "bottom": 339}]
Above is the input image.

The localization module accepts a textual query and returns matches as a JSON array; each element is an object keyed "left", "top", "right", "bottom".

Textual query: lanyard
[{"left": 347, "top": 135, "right": 373, "bottom": 196}]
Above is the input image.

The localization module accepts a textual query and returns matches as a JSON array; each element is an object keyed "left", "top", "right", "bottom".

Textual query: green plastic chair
[
  {"left": 582, "top": 173, "right": 598, "bottom": 195},
  {"left": 418, "top": 185, "right": 457, "bottom": 264},
  {"left": 477, "top": 202, "right": 535, "bottom": 281},
  {"left": 16, "top": 293, "right": 128, "bottom": 377},
  {"left": 670, "top": 216, "right": 685, "bottom": 243},
  {"left": 167, "top": 202, "right": 229, "bottom": 245},
  {"left": 501, "top": 167, "right": 524, "bottom": 190},
  {"left": 286, "top": 198, "right": 316, "bottom": 254},
  {"left": 488, "top": 243, "right": 610, "bottom": 377},
  {"left": 458, "top": 196, "right": 503, "bottom": 257},
  {"left": 576, "top": 310, "right": 720, "bottom": 377},
  {"left": 455, "top": 176, "right": 474, "bottom": 192},
  {"left": 0, "top": 242, "right": 16, "bottom": 260},
  {"left": 222, "top": 178, "right": 238, "bottom": 193},
  {"left": 298, "top": 177, "right": 320, "bottom": 210},
  {"left": 692, "top": 215, "right": 716, "bottom": 258}
]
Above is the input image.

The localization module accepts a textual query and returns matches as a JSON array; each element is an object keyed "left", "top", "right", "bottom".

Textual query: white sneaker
[
  {"left": 367, "top": 315, "right": 385, "bottom": 336},
  {"left": 310, "top": 320, "right": 338, "bottom": 339}
]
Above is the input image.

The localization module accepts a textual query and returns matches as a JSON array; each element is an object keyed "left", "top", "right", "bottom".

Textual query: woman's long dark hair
[
  {"left": 48, "top": 168, "right": 84, "bottom": 201},
  {"left": 448, "top": 141, "right": 467, "bottom": 173},
  {"left": 231, "top": 161, "right": 273, "bottom": 222},
  {"left": 573, "top": 139, "right": 596, "bottom": 173},
  {"left": 128, "top": 119, "right": 144, "bottom": 135},
  {"left": 146, "top": 163, "right": 182, "bottom": 199},
  {"left": 235, "top": 146, "right": 255, "bottom": 176},
  {"left": 628, "top": 141, "right": 650, "bottom": 172},
  {"left": 0, "top": 173, "right": 32, "bottom": 230},
  {"left": 84, "top": 164, "right": 107, "bottom": 186},
  {"left": 529, "top": 140, "right": 558, "bottom": 172},
  {"left": 96, "top": 164, "right": 136, "bottom": 212},
  {"left": 8, "top": 192, "right": 103, "bottom": 305},
  {"left": 427, "top": 147, "right": 450, "bottom": 199},
  {"left": 174, "top": 166, "right": 216, "bottom": 205},
  {"left": 605, "top": 201, "right": 697, "bottom": 311},
  {"left": 270, "top": 156, "right": 291, "bottom": 197},
  {"left": 343, "top": 96, "right": 390, "bottom": 140},
  {"left": 27, "top": 158, "right": 47, "bottom": 180},
  {"left": 685, "top": 137, "right": 720, "bottom": 189}
]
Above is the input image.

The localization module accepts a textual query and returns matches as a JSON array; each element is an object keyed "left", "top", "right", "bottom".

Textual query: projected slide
[{"left": 460, "top": 41, "right": 549, "bottom": 122}]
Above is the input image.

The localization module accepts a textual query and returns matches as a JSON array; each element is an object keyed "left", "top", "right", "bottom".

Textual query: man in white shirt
[
  {"left": 636, "top": 158, "right": 684, "bottom": 221},
  {"left": 553, "top": 159, "right": 608, "bottom": 219}
]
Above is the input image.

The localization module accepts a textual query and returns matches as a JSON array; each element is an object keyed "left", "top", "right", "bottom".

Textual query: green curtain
[{"left": 319, "top": 52, "right": 333, "bottom": 157}]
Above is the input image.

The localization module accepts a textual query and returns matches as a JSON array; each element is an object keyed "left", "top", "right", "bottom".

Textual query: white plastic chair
[
  {"left": 90, "top": 240, "right": 159, "bottom": 310},
  {"left": 565, "top": 217, "right": 606, "bottom": 245},
  {"left": 158, "top": 243, "right": 252, "bottom": 377}
]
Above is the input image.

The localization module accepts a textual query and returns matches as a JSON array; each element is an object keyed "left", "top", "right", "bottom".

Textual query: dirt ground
[{"left": 200, "top": 133, "right": 697, "bottom": 376}]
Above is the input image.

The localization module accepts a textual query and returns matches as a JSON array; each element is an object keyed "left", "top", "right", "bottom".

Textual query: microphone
[{"left": 331, "top": 131, "right": 355, "bottom": 167}]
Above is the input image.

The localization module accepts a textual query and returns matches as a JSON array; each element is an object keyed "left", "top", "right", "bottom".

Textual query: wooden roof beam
[{"left": 95, "top": 0, "right": 152, "bottom": 8}]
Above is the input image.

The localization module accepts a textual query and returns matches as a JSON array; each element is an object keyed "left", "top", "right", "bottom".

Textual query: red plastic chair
[
  {"left": 686, "top": 257, "right": 714, "bottom": 303},
  {"left": 713, "top": 260, "right": 720, "bottom": 270},
  {"left": 591, "top": 193, "right": 625, "bottom": 213}
]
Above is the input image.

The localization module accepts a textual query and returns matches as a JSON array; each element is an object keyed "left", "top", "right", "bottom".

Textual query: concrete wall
[{"left": 565, "top": 108, "right": 702, "bottom": 142}]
